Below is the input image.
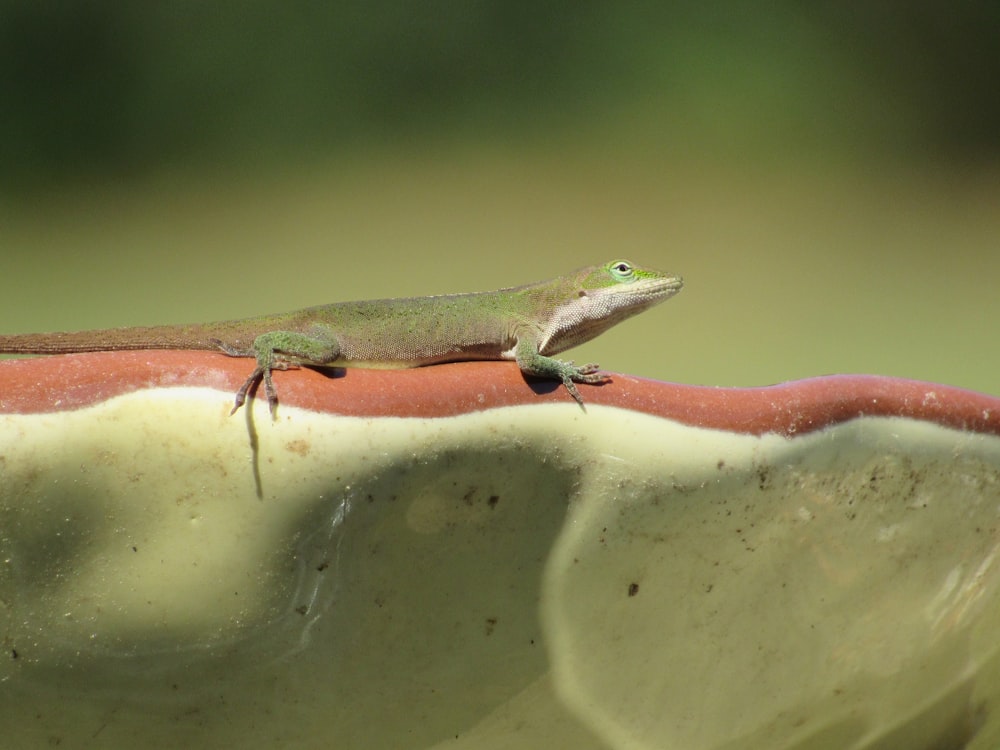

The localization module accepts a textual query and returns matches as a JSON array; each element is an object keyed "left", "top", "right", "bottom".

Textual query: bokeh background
[{"left": 2, "top": 2, "right": 998, "bottom": 393}]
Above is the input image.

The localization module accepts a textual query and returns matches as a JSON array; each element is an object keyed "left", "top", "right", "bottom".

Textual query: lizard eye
[{"left": 609, "top": 261, "right": 634, "bottom": 280}]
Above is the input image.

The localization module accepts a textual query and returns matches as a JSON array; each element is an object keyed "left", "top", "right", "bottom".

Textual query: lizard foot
[
  {"left": 561, "top": 362, "right": 609, "bottom": 408},
  {"left": 231, "top": 362, "right": 287, "bottom": 417}
]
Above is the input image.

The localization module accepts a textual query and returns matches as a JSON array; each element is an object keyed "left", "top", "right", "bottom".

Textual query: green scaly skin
[{"left": 0, "top": 260, "right": 683, "bottom": 416}]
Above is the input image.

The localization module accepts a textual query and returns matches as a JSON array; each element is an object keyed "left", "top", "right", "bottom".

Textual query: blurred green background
[{"left": 1, "top": 2, "right": 998, "bottom": 393}]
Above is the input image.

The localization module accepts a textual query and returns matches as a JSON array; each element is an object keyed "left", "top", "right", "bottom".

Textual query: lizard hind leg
[
  {"left": 207, "top": 337, "right": 270, "bottom": 416},
  {"left": 229, "top": 345, "right": 288, "bottom": 417},
  {"left": 230, "top": 330, "right": 341, "bottom": 417}
]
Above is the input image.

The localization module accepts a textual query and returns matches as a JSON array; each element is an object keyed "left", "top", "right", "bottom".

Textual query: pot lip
[{"left": 1, "top": 351, "right": 998, "bottom": 437}]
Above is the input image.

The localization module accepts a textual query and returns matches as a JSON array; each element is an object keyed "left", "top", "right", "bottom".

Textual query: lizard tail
[{"left": 0, "top": 323, "right": 253, "bottom": 354}]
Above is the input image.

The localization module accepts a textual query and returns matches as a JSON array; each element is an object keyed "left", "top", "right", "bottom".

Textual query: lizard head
[
  {"left": 589, "top": 259, "right": 683, "bottom": 299},
  {"left": 538, "top": 259, "right": 683, "bottom": 355}
]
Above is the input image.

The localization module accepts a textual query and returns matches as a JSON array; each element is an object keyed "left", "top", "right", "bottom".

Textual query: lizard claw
[
  {"left": 230, "top": 364, "right": 280, "bottom": 418},
  {"left": 568, "top": 362, "right": 607, "bottom": 385},
  {"left": 231, "top": 366, "right": 262, "bottom": 415},
  {"left": 560, "top": 363, "right": 609, "bottom": 409},
  {"left": 262, "top": 366, "right": 279, "bottom": 417},
  {"left": 572, "top": 362, "right": 605, "bottom": 382},
  {"left": 211, "top": 338, "right": 252, "bottom": 357},
  {"left": 561, "top": 377, "right": 586, "bottom": 408}
]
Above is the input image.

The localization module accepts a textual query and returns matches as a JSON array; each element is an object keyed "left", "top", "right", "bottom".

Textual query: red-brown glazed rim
[{"left": 2, "top": 351, "right": 999, "bottom": 438}]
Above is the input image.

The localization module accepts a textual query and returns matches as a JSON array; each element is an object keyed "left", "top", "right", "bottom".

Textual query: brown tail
[{"left": 0, "top": 323, "right": 252, "bottom": 354}]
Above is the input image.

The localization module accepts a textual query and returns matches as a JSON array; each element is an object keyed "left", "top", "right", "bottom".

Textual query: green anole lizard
[{"left": 0, "top": 260, "right": 682, "bottom": 416}]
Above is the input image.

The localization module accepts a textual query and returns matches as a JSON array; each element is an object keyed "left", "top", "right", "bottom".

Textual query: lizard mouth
[
  {"left": 658, "top": 276, "right": 684, "bottom": 294},
  {"left": 583, "top": 275, "right": 683, "bottom": 301},
  {"left": 626, "top": 275, "right": 684, "bottom": 300}
]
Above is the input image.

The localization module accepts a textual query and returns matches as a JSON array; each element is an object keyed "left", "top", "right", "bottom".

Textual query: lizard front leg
[
  {"left": 513, "top": 336, "right": 606, "bottom": 408},
  {"left": 216, "top": 329, "right": 340, "bottom": 417}
]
